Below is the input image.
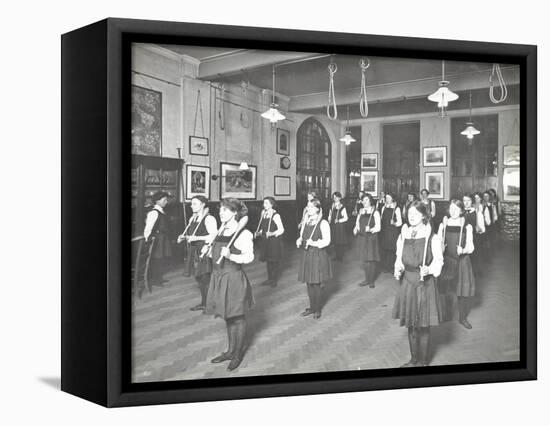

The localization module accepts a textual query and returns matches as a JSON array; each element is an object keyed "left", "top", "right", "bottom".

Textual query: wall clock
[{"left": 280, "top": 156, "right": 291, "bottom": 169}]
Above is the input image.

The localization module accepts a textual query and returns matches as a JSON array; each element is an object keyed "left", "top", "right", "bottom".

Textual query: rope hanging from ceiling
[
  {"left": 327, "top": 60, "right": 338, "bottom": 120},
  {"left": 489, "top": 63, "right": 508, "bottom": 104},
  {"left": 359, "top": 58, "right": 370, "bottom": 118}
]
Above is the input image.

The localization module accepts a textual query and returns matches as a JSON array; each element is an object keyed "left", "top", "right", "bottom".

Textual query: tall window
[
  {"left": 345, "top": 126, "right": 362, "bottom": 197},
  {"left": 451, "top": 114, "right": 498, "bottom": 197},
  {"left": 296, "top": 118, "right": 332, "bottom": 205}
]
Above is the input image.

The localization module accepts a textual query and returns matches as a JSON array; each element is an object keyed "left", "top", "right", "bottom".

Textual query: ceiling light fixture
[
  {"left": 428, "top": 60, "right": 459, "bottom": 117},
  {"left": 261, "top": 66, "right": 285, "bottom": 124},
  {"left": 460, "top": 92, "right": 481, "bottom": 141},
  {"left": 340, "top": 106, "right": 356, "bottom": 145}
]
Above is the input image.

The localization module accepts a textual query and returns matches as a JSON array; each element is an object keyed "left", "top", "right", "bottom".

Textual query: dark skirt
[
  {"left": 186, "top": 243, "right": 213, "bottom": 277},
  {"left": 259, "top": 235, "right": 283, "bottom": 262},
  {"left": 392, "top": 271, "right": 442, "bottom": 328},
  {"left": 440, "top": 255, "right": 475, "bottom": 297},
  {"left": 205, "top": 267, "right": 254, "bottom": 319},
  {"left": 359, "top": 232, "right": 380, "bottom": 263},
  {"left": 380, "top": 225, "right": 400, "bottom": 251},
  {"left": 298, "top": 247, "right": 333, "bottom": 284},
  {"left": 331, "top": 223, "right": 348, "bottom": 245},
  {"left": 152, "top": 233, "right": 172, "bottom": 259}
]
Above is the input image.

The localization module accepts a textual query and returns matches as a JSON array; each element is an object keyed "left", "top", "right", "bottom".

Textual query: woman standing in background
[
  {"left": 328, "top": 191, "right": 348, "bottom": 262},
  {"left": 354, "top": 193, "right": 381, "bottom": 288},
  {"left": 379, "top": 193, "right": 402, "bottom": 272},
  {"left": 255, "top": 196, "right": 285, "bottom": 288}
]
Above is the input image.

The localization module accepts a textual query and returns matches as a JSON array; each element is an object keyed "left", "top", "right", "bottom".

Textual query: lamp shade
[
  {"left": 239, "top": 162, "right": 249, "bottom": 170},
  {"left": 428, "top": 82, "right": 459, "bottom": 107},
  {"left": 261, "top": 103, "right": 285, "bottom": 123},
  {"left": 339, "top": 130, "right": 356, "bottom": 145},
  {"left": 460, "top": 122, "right": 481, "bottom": 140}
]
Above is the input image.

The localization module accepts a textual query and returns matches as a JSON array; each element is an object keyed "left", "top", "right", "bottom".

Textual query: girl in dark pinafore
[
  {"left": 205, "top": 198, "right": 254, "bottom": 371},
  {"left": 328, "top": 191, "right": 349, "bottom": 261},
  {"left": 393, "top": 200, "right": 443, "bottom": 367},
  {"left": 379, "top": 193, "right": 402, "bottom": 272},
  {"left": 353, "top": 193, "right": 381, "bottom": 288},
  {"left": 177, "top": 195, "right": 217, "bottom": 312},
  {"left": 254, "top": 196, "right": 285, "bottom": 287},
  {"left": 438, "top": 199, "right": 476, "bottom": 329},
  {"left": 296, "top": 198, "right": 332, "bottom": 319}
]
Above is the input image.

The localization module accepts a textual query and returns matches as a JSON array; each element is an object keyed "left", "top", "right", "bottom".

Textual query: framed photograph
[
  {"left": 361, "top": 153, "right": 378, "bottom": 169},
  {"left": 425, "top": 171, "right": 444, "bottom": 199},
  {"left": 186, "top": 165, "right": 210, "bottom": 200},
  {"left": 503, "top": 145, "right": 520, "bottom": 166},
  {"left": 62, "top": 18, "right": 536, "bottom": 407},
  {"left": 131, "top": 85, "right": 162, "bottom": 156},
  {"left": 423, "top": 146, "right": 447, "bottom": 167},
  {"left": 360, "top": 171, "right": 378, "bottom": 195},
  {"left": 189, "top": 136, "right": 209, "bottom": 156},
  {"left": 503, "top": 167, "right": 520, "bottom": 201},
  {"left": 276, "top": 128, "right": 291, "bottom": 155},
  {"left": 220, "top": 162, "right": 257, "bottom": 200},
  {"left": 274, "top": 175, "right": 291, "bottom": 196}
]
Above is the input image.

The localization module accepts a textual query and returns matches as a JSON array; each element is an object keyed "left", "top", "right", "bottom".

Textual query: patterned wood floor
[{"left": 132, "top": 241, "right": 520, "bottom": 382}]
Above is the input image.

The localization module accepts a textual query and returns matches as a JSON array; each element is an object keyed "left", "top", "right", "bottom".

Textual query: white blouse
[
  {"left": 259, "top": 209, "right": 285, "bottom": 237},
  {"left": 303, "top": 219, "right": 331, "bottom": 249},
  {"left": 211, "top": 222, "right": 254, "bottom": 264},
  {"left": 394, "top": 223, "right": 444, "bottom": 277},
  {"left": 330, "top": 203, "right": 348, "bottom": 224},
  {"left": 437, "top": 218, "right": 475, "bottom": 255}
]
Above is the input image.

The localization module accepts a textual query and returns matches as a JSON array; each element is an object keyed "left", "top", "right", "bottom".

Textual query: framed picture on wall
[
  {"left": 220, "top": 162, "right": 257, "bottom": 200},
  {"left": 274, "top": 175, "right": 291, "bottom": 196},
  {"left": 189, "top": 135, "right": 209, "bottom": 156},
  {"left": 276, "top": 128, "right": 290, "bottom": 155},
  {"left": 425, "top": 171, "right": 444, "bottom": 198},
  {"left": 503, "top": 167, "right": 520, "bottom": 201},
  {"left": 360, "top": 171, "right": 378, "bottom": 196},
  {"left": 423, "top": 146, "right": 447, "bottom": 167},
  {"left": 62, "top": 18, "right": 536, "bottom": 408},
  {"left": 503, "top": 145, "right": 520, "bottom": 166},
  {"left": 361, "top": 153, "right": 378, "bottom": 169},
  {"left": 185, "top": 165, "right": 210, "bottom": 200},
  {"left": 131, "top": 85, "right": 162, "bottom": 156}
]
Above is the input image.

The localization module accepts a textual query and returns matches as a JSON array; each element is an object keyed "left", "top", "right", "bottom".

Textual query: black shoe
[
  {"left": 300, "top": 308, "right": 313, "bottom": 317},
  {"left": 227, "top": 356, "right": 243, "bottom": 371},
  {"left": 313, "top": 311, "right": 322, "bottom": 319},
  {"left": 460, "top": 319, "right": 473, "bottom": 329},
  {"left": 400, "top": 359, "right": 418, "bottom": 368},
  {"left": 190, "top": 304, "right": 205, "bottom": 312},
  {"left": 359, "top": 281, "right": 369, "bottom": 287},
  {"left": 211, "top": 352, "right": 232, "bottom": 363}
]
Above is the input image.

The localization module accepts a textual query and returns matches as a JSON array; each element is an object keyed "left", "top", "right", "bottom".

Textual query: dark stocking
[
  {"left": 211, "top": 319, "right": 235, "bottom": 363},
  {"left": 311, "top": 284, "right": 322, "bottom": 317},
  {"left": 417, "top": 327, "right": 431, "bottom": 366},
  {"left": 458, "top": 297, "right": 472, "bottom": 329},
  {"left": 401, "top": 327, "right": 418, "bottom": 367},
  {"left": 228, "top": 316, "right": 247, "bottom": 371}
]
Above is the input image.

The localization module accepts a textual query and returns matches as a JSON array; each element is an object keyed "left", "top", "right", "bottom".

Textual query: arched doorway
[{"left": 296, "top": 117, "right": 332, "bottom": 215}]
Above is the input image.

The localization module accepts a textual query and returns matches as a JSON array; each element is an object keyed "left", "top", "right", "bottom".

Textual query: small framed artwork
[
  {"left": 189, "top": 135, "right": 209, "bottom": 156},
  {"left": 276, "top": 128, "right": 290, "bottom": 155},
  {"left": 425, "top": 171, "right": 444, "bottom": 199},
  {"left": 503, "top": 145, "right": 520, "bottom": 166},
  {"left": 503, "top": 167, "right": 520, "bottom": 201},
  {"left": 220, "top": 162, "right": 257, "bottom": 200},
  {"left": 423, "top": 146, "right": 447, "bottom": 167},
  {"left": 185, "top": 165, "right": 210, "bottom": 200},
  {"left": 274, "top": 175, "right": 291, "bottom": 196},
  {"left": 361, "top": 153, "right": 378, "bottom": 169},
  {"left": 360, "top": 171, "right": 378, "bottom": 196}
]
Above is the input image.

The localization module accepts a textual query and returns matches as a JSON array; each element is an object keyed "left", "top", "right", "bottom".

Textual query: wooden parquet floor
[{"left": 132, "top": 242, "right": 520, "bottom": 382}]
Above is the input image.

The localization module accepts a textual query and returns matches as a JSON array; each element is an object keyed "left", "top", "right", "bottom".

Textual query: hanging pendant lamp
[
  {"left": 261, "top": 66, "right": 285, "bottom": 124},
  {"left": 340, "top": 106, "right": 356, "bottom": 145},
  {"left": 460, "top": 92, "right": 481, "bottom": 140},
  {"left": 428, "top": 60, "right": 459, "bottom": 117}
]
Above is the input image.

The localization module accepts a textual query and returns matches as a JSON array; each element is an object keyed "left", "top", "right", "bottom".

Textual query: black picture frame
[
  {"left": 61, "top": 18, "right": 537, "bottom": 407},
  {"left": 274, "top": 175, "right": 291, "bottom": 196},
  {"left": 185, "top": 164, "right": 210, "bottom": 201},
  {"left": 276, "top": 128, "right": 291, "bottom": 155},
  {"left": 189, "top": 135, "right": 209, "bottom": 156},
  {"left": 219, "top": 162, "right": 257, "bottom": 200}
]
